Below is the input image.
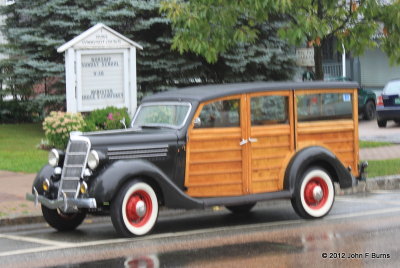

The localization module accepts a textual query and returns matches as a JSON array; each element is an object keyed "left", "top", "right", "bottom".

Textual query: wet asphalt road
[{"left": 1, "top": 190, "right": 400, "bottom": 267}]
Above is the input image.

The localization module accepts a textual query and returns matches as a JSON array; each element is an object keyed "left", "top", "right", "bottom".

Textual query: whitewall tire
[
  {"left": 111, "top": 181, "right": 159, "bottom": 237},
  {"left": 291, "top": 168, "right": 335, "bottom": 219}
]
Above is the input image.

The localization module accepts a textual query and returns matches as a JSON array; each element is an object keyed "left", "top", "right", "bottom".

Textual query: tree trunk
[{"left": 314, "top": 45, "right": 324, "bottom": 80}]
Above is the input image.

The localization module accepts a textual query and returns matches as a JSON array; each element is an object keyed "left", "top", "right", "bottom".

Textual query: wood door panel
[{"left": 248, "top": 92, "right": 294, "bottom": 194}]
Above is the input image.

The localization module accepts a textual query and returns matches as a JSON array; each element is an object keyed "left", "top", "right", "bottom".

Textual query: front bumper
[{"left": 26, "top": 187, "right": 97, "bottom": 212}]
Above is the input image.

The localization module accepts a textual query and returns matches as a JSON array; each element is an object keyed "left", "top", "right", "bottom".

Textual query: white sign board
[
  {"left": 58, "top": 23, "right": 143, "bottom": 115},
  {"left": 74, "top": 28, "right": 131, "bottom": 49},
  {"left": 78, "top": 51, "right": 128, "bottom": 111},
  {"left": 296, "top": 48, "right": 315, "bottom": 67}
]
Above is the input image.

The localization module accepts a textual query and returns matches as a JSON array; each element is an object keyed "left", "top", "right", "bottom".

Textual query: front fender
[
  {"left": 89, "top": 159, "right": 203, "bottom": 209},
  {"left": 31, "top": 164, "right": 54, "bottom": 195},
  {"left": 284, "top": 146, "right": 353, "bottom": 195}
]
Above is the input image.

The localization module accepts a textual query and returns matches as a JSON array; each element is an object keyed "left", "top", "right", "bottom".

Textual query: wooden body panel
[
  {"left": 294, "top": 89, "right": 359, "bottom": 177},
  {"left": 184, "top": 87, "right": 359, "bottom": 198},
  {"left": 249, "top": 125, "right": 292, "bottom": 193}
]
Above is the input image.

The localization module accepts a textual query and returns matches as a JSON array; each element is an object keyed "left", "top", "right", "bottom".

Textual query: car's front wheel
[
  {"left": 291, "top": 168, "right": 335, "bottom": 219},
  {"left": 111, "top": 180, "right": 159, "bottom": 237},
  {"left": 41, "top": 206, "right": 86, "bottom": 231}
]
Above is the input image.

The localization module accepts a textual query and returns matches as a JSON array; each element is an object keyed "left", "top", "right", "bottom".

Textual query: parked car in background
[
  {"left": 376, "top": 79, "right": 400, "bottom": 127},
  {"left": 27, "top": 81, "right": 365, "bottom": 237},
  {"left": 324, "top": 76, "right": 376, "bottom": 120},
  {"left": 358, "top": 87, "right": 376, "bottom": 120}
]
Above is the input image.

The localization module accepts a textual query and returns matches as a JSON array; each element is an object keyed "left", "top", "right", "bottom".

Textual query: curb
[
  {"left": 335, "top": 175, "right": 400, "bottom": 195},
  {"left": 1, "top": 176, "right": 400, "bottom": 227}
]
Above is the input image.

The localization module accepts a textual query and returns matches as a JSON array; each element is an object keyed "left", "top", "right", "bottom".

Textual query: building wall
[{"left": 359, "top": 48, "right": 400, "bottom": 89}]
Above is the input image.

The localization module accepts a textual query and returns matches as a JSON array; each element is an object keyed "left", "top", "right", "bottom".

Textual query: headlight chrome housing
[
  {"left": 87, "top": 150, "right": 100, "bottom": 170},
  {"left": 48, "top": 149, "right": 60, "bottom": 167}
]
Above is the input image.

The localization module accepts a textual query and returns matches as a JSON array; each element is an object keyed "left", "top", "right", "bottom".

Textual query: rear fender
[{"left": 284, "top": 146, "right": 353, "bottom": 195}]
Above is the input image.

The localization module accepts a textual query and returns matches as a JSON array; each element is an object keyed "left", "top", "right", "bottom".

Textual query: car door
[
  {"left": 185, "top": 95, "right": 248, "bottom": 197},
  {"left": 246, "top": 91, "right": 295, "bottom": 194}
]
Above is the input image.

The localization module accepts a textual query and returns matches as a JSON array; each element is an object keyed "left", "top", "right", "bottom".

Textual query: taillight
[{"left": 377, "top": 95, "right": 384, "bottom": 106}]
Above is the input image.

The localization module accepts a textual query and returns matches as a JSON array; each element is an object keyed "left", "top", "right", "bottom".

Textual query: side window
[
  {"left": 251, "top": 95, "right": 289, "bottom": 126},
  {"left": 195, "top": 99, "right": 240, "bottom": 128},
  {"left": 297, "top": 93, "right": 353, "bottom": 122}
]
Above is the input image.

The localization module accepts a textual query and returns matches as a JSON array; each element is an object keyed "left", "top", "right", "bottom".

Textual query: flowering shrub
[
  {"left": 43, "top": 112, "right": 85, "bottom": 149},
  {"left": 83, "top": 107, "right": 131, "bottom": 132}
]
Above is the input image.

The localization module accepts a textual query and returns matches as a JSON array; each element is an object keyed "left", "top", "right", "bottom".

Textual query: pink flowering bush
[
  {"left": 42, "top": 112, "right": 85, "bottom": 149},
  {"left": 83, "top": 107, "right": 131, "bottom": 132}
]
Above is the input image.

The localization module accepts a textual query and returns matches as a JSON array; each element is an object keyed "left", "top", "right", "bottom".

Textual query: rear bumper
[
  {"left": 26, "top": 187, "right": 97, "bottom": 212},
  {"left": 376, "top": 106, "right": 400, "bottom": 120}
]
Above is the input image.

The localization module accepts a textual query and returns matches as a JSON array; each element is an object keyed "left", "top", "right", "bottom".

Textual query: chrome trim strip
[{"left": 108, "top": 145, "right": 169, "bottom": 160}]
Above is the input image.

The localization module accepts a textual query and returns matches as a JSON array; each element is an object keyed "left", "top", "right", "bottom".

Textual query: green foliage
[
  {"left": 162, "top": 0, "right": 400, "bottom": 80},
  {"left": 83, "top": 106, "right": 131, "bottom": 132},
  {"left": 0, "top": 123, "right": 47, "bottom": 173},
  {"left": 43, "top": 112, "right": 85, "bottom": 149},
  {"left": 1, "top": 0, "right": 295, "bottom": 104},
  {"left": 0, "top": 95, "right": 65, "bottom": 123}
]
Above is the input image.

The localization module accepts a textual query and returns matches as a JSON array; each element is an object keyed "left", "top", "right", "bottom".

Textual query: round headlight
[
  {"left": 87, "top": 150, "right": 100, "bottom": 170},
  {"left": 48, "top": 149, "right": 59, "bottom": 167}
]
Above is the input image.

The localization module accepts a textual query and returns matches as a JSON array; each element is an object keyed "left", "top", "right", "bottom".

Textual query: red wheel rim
[
  {"left": 126, "top": 190, "right": 153, "bottom": 227},
  {"left": 303, "top": 177, "right": 329, "bottom": 210}
]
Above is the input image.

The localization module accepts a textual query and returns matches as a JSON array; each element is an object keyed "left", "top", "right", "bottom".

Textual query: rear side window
[
  {"left": 251, "top": 95, "right": 289, "bottom": 125},
  {"left": 297, "top": 93, "right": 353, "bottom": 122},
  {"left": 195, "top": 99, "right": 240, "bottom": 128}
]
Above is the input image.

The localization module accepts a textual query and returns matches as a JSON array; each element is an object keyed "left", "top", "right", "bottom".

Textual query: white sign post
[{"left": 57, "top": 23, "right": 143, "bottom": 115}]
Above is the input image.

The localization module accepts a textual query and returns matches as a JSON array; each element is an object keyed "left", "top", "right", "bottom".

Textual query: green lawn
[
  {"left": 359, "top": 140, "right": 393, "bottom": 148},
  {"left": 366, "top": 159, "right": 400, "bottom": 178},
  {"left": 0, "top": 123, "right": 48, "bottom": 173}
]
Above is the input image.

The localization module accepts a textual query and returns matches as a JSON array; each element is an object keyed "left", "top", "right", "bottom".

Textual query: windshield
[
  {"left": 132, "top": 102, "right": 191, "bottom": 129},
  {"left": 383, "top": 80, "right": 400, "bottom": 95}
]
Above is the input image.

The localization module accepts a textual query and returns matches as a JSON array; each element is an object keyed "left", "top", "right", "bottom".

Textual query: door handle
[
  {"left": 249, "top": 137, "right": 258, "bottom": 143},
  {"left": 240, "top": 139, "right": 248, "bottom": 146}
]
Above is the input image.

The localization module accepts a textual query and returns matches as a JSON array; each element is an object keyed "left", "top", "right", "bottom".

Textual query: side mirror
[{"left": 193, "top": 117, "right": 201, "bottom": 128}]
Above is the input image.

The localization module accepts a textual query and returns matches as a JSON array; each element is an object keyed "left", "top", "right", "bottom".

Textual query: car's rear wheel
[
  {"left": 363, "top": 100, "right": 376, "bottom": 120},
  {"left": 226, "top": 203, "right": 256, "bottom": 214},
  {"left": 291, "top": 167, "right": 335, "bottom": 219},
  {"left": 377, "top": 120, "right": 387, "bottom": 128},
  {"left": 111, "top": 180, "right": 159, "bottom": 237},
  {"left": 41, "top": 206, "right": 86, "bottom": 231}
]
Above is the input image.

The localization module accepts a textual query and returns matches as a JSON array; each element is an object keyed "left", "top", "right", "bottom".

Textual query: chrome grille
[
  {"left": 58, "top": 136, "right": 91, "bottom": 199},
  {"left": 108, "top": 145, "right": 168, "bottom": 160}
]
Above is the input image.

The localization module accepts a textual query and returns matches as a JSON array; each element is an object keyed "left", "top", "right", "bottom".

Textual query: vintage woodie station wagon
[{"left": 27, "top": 81, "right": 365, "bottom": 237}]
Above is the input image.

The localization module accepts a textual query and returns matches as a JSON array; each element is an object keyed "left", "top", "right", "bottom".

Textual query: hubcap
[
  {"left": 304, "top": 177, "right": 329, "bottom": 209},
  {"left": 313, "top": 186, "right": 323, "bottom": 202},
  {"left": 136, "top": 200, "right": 147, "bottom": 217},
  {"left": 126, "top": 190, "right": 152, "bottom": 227}
]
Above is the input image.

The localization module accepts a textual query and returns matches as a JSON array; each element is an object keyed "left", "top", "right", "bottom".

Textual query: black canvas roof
[{"left": 142, "top": 81, "right": 359, "bottom": 103}]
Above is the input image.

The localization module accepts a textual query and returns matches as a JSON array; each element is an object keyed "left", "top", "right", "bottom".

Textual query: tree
[
  {"left": 162, "top": 0, "right": 400, "bottom": 80},
  {"left": 0, "top": 0, "right": 103, "bottom": 99},
  {"left": 0, "top": 0, "right": 295, "bottom": 102}
]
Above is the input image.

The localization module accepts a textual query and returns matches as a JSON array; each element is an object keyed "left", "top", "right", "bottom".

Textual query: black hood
[{"left": 82, "top": 128, "right": 178, "bottom": 149}]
